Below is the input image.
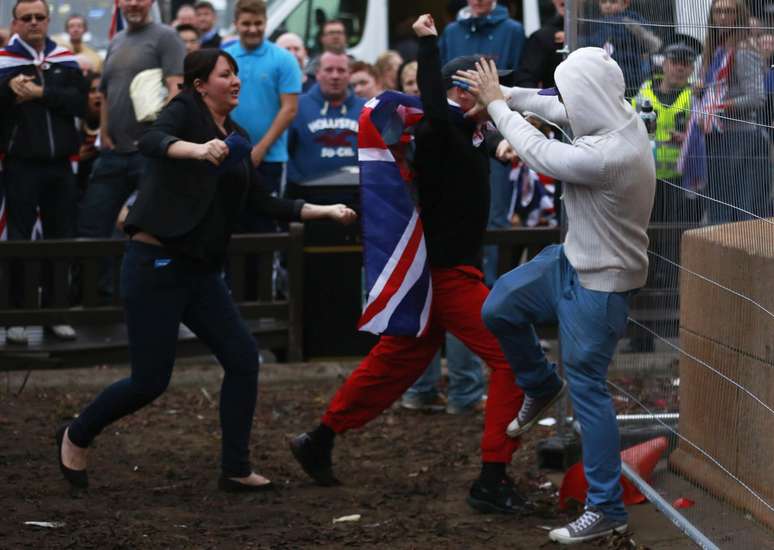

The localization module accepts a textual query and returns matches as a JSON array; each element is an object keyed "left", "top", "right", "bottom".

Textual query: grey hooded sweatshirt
[{"left": 487, "top": 47, "right": 656, "bottom": 292}]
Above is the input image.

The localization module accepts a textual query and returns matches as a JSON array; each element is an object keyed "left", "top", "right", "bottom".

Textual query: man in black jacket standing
[
  {"left": 515, "top": 0, "right": 565, "bottom": 88},
  {"left": 0, "top": 0, "right": 87, "bottom": 344},
  {"left": 290, "top": 14, "right": 530, "bottom": 515}
]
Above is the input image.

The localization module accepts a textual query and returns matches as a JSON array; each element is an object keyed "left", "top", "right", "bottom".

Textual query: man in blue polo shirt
[{"left": 225, "top": 0, "right": 301, "bottom": 232}]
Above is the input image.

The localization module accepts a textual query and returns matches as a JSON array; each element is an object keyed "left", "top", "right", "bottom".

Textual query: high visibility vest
[{"left": 632, "top": 80, "right": 692, "bottom": 180}]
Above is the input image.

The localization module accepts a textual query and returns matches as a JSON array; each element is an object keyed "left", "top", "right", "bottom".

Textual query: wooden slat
[
  {"left": 23, "top": 260, "right": 40, "bottom": 308},
  {"left": 81, "top": 258, "right": 100, "bottom": 307},
  {"left": 52, "top": 260, "right": 69, "bottom": 308},
  {"left": 286, "top": 223, "right": 304, "bottom": 362},
  {"left": 0, "top": 262, "right": 9, "bottom": 308},
  {"left": 257, "top": 253, "right": 272, "bottom": 301}
]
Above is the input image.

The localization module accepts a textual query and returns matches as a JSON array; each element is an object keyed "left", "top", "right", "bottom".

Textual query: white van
[{"left": 263, "top": 0, "right": 545, "bottom": 63}]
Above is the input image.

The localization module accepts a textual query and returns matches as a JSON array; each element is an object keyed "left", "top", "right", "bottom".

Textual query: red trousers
[{"left": 322, "top": 266, "right": 525, "bottom": 463}]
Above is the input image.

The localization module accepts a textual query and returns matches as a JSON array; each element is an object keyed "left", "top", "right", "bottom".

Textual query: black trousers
[
  {"left": 3, "top": 157, "right": 77, "bottom": 241},
  {"left": 3, "top": 157, "right": 77, "bottom": 309}
]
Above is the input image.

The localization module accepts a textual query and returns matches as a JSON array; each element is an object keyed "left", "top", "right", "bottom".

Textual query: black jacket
[
  {"left": 0, "top": 52, "right": 87, "bottom": 159},
  {"left": 514, "top": 15, "right": 565, "bottom": 88},
  {"left": 413, "top": 36, "right": 500, "bottom": 269},
  {"left": 127, "top": 91, "right": 304, "bottom": 244}
]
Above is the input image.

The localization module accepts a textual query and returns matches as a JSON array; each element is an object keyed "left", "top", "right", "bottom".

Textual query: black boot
[
  {"left": 467, "top": 474, "right": 530, "bottom": 514},
  {"left": 289, "top": 425, "right": 340, "bottom": 486}
]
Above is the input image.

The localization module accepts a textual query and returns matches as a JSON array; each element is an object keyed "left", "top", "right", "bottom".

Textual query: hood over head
[{"left": 553, "top": 47, "right": 636, "bottom": 137}]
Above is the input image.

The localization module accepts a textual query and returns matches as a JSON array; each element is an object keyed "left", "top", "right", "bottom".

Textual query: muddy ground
[{"left": 1, "top": 365, "right": 658, "bottom": 549}]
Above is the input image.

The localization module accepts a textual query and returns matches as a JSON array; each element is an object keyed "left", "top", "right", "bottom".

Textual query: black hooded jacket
[{"left": 412, "top": 36, "right": 501, "bottom": 269}]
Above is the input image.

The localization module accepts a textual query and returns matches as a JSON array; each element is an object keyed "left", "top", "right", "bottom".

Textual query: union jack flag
[
  {"left": 109, "top": 0, "right": 125, "bottom": 40},
  {"left": 357, "top": 91, "right": 432, "bottom": 337},
  {"left": 0, "top": 34, "right": 79, "bottom": 80},
  {"left": 678, "top": 48, "right": 734, "bottom": 192}
]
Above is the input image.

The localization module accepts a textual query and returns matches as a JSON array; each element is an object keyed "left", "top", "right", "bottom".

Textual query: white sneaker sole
[
  {"left": 549, "top": 524, "right": 628, "bottom": 544},
  {"left": 506, "top": 380, "right": 567, "bottom": 438}
]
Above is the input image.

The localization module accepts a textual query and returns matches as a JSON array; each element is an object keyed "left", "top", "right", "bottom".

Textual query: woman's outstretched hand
[
  {"left": 327, "top": 204, "right": 358, "bottom": 225},
  {"left": 197, "top": 139, "right": 229, "bottom": 165},
  {"left": 301, "top": 203, "right": 357, "bottom": 224}
]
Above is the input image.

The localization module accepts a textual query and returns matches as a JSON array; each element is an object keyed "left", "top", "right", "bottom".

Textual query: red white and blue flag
[
  {"left": 678, "top": 47, "right": 733, "bottom": 192},
  {"left": 109, "top": 0, "right": 125, "bottom": 40},
  {"left": 0, "top": 34, "right": 79, "bottom": 80},
  {"left": 357, "top": 91, "right": 432, "bottom": 337}
]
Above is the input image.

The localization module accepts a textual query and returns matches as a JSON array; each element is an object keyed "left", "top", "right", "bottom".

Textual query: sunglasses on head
[{"left": 18, "top": 14, "right": 47, "bottom": 22}]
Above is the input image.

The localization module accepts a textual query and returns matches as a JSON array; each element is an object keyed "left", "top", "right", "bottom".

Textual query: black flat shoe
[
  {"left": 55, "top": 425, "right": 88, "bottom": 490},
  {"left": 218, "top": 476, "right": 274, "bottom": 493}
]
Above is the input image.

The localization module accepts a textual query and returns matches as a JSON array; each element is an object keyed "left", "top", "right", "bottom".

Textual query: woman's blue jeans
[
  {"left": 482, "top": 245, "right": 632, "bottom": 521},
  {"left": 68, "top": 241, "right": 261, "bottom": 477}
]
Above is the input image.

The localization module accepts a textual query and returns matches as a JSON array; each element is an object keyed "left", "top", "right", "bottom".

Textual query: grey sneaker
[
  {"left": 400, "top": 393, "right": 447, "bottom": 412},
  {"left": 506, "top": 379, "right": 567, "bottom": 438},
  {"left": 6, "top": 326, "right": 28, "bottom": 345},
  {"left": 549, "top": 507, "right": 627, "bottom": 544}
]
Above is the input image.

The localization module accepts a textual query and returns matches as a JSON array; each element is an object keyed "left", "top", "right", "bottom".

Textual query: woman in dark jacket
[{"left": 56, "top": 49, "right": 355, "bottom": 492}]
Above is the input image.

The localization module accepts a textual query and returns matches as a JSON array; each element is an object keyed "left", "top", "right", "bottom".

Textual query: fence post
[{"left": 286, "top": 223, "right": 304, "bottom": 362}]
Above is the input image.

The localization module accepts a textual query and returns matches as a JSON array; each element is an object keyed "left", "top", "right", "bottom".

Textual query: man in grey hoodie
[{"left": 456, "top": 47, "right": 655, "bottom": 544}]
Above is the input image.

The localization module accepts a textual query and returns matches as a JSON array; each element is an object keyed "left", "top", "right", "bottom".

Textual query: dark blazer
[{"left": 127, "top": 90, "right": 304, "bottom": 239}]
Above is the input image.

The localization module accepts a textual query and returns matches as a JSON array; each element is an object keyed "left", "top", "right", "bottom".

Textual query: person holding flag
[
  {"left": 290, "top": 14, "right": 529, "bottom": 515},
  {"left": 0, "top": 0, "right": 87, "bottom": 345}
]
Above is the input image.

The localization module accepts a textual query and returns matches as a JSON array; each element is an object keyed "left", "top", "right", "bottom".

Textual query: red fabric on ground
[{"left": 322, "top": 266, "right": 525, "bottom": 463}]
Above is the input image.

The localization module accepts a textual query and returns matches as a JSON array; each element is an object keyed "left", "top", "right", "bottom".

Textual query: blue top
[
  {"left": 224, "top": 39, "right": 302, "bottom": 162},
  {"left": 287, "top": 84, "right": 366, "bottom": 182},
  {"left": 439, "top": 4, "right": 525, "bottom": 69}
]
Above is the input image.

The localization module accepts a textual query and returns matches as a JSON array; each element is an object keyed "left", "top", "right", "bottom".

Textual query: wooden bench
[{"left": 0, "top": 224, "right": 304, "bottom": 371}]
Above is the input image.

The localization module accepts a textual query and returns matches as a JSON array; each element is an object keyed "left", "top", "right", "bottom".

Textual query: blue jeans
[
  {"left": 77, "top": 150, "right": 145, "bottom": 239},
  {"left": 482, "top": 245, "right": 631, "bottom": 521},
  {"left": 483, "top": 159, "right": 513, "bottom": 287},
  {"left": 404, "top": 332, "right": 485, "bottom": 409},
  {"left": 68, "top": 241, "right": 261, "bottom": 477}
]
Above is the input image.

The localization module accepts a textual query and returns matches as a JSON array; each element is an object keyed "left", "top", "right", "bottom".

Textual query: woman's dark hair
[
  {"left": 182, "top": 48, "right": 239, "bottom": 91},
  {"left": 84, "top": 69, "right": 101, "bottom": 89}
]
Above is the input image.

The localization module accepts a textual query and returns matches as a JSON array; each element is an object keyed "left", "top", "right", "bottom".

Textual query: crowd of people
[{"left": 1, "top": 0, "right": 773, "bottom": 545}]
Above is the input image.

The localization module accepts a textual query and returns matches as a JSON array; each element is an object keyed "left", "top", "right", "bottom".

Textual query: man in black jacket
[
  {"left": 515, "top": 0, "right": 565, "bottom": 88},
  {"left": 290, "top": 14, "right": 530, "bottom": 515},
  {"left": 0, "top": 0, "right": 87, "bottom": 344}
]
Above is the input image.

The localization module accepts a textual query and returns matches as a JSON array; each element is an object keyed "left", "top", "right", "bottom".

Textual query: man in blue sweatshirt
[{"left": 287, "top": 52, "right": 366, "bottom": 183}]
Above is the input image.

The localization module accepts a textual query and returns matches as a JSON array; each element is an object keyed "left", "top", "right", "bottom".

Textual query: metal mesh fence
[{"left": 562, "top": 0, "right": 773, "bottom": 546}]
